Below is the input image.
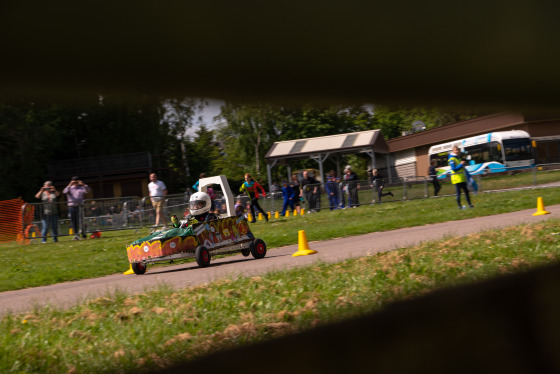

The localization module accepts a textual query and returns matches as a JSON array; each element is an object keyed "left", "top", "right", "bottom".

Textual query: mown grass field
[{"left": 1, "top": 186, "right": 560, "bottom": 292}]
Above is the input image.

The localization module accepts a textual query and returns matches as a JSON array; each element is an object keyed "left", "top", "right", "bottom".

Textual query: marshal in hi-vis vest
[{"left": 448, "top": 155, "right": 466, "bottom": 184}]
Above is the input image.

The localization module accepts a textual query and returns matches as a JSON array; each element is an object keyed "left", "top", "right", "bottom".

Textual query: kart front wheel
[
  {"left": 132, "top": 262, "right": 147, "bottom": 275},
  {"left": 250, "top": 239, "right": 267, "bottom": 259},
  {"left": 195, "top": 245, "right": 211, "bottom": 267}
]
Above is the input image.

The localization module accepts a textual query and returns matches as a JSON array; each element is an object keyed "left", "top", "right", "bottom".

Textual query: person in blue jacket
[
  {"left": 192, "top": 173, "right": 206, "bottom": 191},
  {"left": 325, "top": 174, "right": 340, "bottom": 210},
  {"left": 280, "top": 180, "right": 295, "bottom": 216}
]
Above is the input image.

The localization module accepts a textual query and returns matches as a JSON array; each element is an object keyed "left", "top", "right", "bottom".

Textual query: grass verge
[{"left": 1, "top": 218, "right": 559, "bottom": 373}]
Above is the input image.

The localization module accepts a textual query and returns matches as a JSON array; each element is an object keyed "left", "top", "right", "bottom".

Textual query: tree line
[{"left": 0, "top": 94, "right": 485, "bottom": 201}]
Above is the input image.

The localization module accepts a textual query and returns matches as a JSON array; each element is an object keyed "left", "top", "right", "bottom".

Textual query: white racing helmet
[{"left": 189, "top": 191, "right": 211, "bottom": 216}]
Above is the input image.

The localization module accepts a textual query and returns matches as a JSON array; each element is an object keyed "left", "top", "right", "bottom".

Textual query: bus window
[
  {"left": 503, "top": 138, "right": 533, "bottom": 161},
  {"left": 489, "top": 142, "right": 502, "bottom": 162},
  {"left": 431, "top": 152, "right": 448, "bottom": 168},
  {"left": 464, "top": 142, "right": 501, "bottom": 164}
]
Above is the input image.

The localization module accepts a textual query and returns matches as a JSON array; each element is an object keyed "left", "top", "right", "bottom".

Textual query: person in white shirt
[{"left": 148, "top": 173, "right": 168, "bottom": 227}]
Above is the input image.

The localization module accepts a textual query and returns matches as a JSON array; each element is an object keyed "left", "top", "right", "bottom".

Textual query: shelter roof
[{"left": 265, "top": 130, "right": 388, "bottom": 161}]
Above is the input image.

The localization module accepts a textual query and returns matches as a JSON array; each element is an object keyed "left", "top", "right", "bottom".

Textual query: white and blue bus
[{"left": 428, "top": 130, "right": 534, "bottom": 178}]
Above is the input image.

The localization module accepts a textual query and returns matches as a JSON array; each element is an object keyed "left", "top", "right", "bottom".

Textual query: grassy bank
[
  {"left": 1, "top": 218, "right": 559, "bottom": 373},
  {"left": 1, "top": 187, "right": 559, "bottom": 292}
]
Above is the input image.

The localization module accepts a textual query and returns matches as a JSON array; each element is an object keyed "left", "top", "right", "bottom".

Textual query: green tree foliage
[
  {"left": 372, "top": 105, "right": 488, "bottom": 139},
  {"left": 216, "top": 102, "right": 375, "bottom": 183},
  {"left": 0, "top": 95, "right": 203, "bottom": 200},
  {"left": 217, "top": 103, "right": 280, "bottom": 180},
  {"left": 0, "top": 94, "right": 487, "bottom": 201},
  {"left": 183, "top": 125, "right": 222, "bottom": 188}
]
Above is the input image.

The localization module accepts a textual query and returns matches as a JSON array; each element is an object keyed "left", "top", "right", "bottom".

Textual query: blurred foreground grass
[{"left": 1, "top": 217, "right": 559, "bottom": 373}]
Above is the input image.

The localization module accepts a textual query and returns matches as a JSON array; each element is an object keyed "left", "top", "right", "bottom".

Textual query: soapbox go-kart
[{"left": 125, "top": 175, "right": 267, "bottom": 275}]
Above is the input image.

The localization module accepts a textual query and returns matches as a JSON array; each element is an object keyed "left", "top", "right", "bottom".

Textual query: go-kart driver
[{"left": 172, "top": 191, "right": 218, "bottom": 228}]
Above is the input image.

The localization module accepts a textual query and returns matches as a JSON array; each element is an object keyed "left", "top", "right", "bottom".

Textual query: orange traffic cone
[
  {"left": 533, "top": 197, "right": 550, "bottom": 216},
  {"left": 292, "top": 230, "right": 318, "bottom": 256}
]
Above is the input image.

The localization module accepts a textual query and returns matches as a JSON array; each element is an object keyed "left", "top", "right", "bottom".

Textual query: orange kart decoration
[{"left": 126, "top": 217, "right": 254, "bottom": 264}]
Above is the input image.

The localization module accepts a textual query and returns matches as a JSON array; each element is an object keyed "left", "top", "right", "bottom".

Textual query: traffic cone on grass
[
  {"left": 533, "top": 197, "right": 550, "bottom": 216},
  {"left": 123, "top": 263, "right": 134, "bottom": 275},
  {"left": 292, "top": 230, "right": 318, "bottom": 256}
]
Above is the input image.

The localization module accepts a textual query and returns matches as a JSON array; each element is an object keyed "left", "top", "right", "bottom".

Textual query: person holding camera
[
  {"left": 63, "top": 176, "right": 90, "bottom": 240},
  {"left": 35, "top": 181, "right": 61, "bottom": 243}
]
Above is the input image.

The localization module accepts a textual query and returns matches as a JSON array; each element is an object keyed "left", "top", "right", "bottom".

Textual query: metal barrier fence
[{"left": 16, "top": 165, "right": 560, "bottom": 242}]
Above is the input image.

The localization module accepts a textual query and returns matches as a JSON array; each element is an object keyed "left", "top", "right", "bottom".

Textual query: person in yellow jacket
[{"left": 448, "top": 146, "right": 474, "bottom": 209}]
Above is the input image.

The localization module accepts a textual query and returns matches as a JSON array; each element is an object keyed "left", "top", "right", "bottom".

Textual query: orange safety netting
[{"left": 0, "top": 199, "right": 30, "bottom": 243}]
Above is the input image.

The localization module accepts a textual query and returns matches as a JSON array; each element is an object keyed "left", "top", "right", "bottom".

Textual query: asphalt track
[{"left": 1, "top": 204, "right": 559, "bottom": 317}]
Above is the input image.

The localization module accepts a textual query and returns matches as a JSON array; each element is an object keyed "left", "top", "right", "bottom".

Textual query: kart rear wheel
[
  {"left": 132, "top": 262, "right": 147, "bottom": 275},
  {"left": 195, "top": 245, "right": 211, "bottom": 267},
  {"left": 250, "top": 238, "right": 267, "bottom": 259}
]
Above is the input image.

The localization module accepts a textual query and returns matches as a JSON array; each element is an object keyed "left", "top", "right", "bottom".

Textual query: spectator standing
[
  {"left": 449, "top": 146, "right": 474, "bottom": 209},
  {"left": 300, "top": 170, "right": 319, "bottom": 213},
  {"left": 206, "top": 184, "right": 217, "bottom": 213},
  {"left": 35, "top": 180, "right": 60, "bottom": 243},
  {"left": 107, "top": 206, "right": 117, "bottom": 226},
  {"left": 270, "top": 181, "right": 281, "bottom": 200},
  {"left": 280, "top": 180, "right": 295, "bottom": 216},
  {"left": 219, "top": 203, "right": 228, "bottom": 215},
  {"left": 428, "top": 160, "right": 442, "bottom": 196},
  {"left": 130, "top": 205, "right": 142, "bottom": 224},
  {"left": 245, "top": 201, "right": 252, "bottom": 219},
  {"left": 343, "top": 166, "right": 360, "bottom": 208},
  {"left": 88, "top": 200, "right": 104, "bottom": 228},
  {"left": 338, "top": 174, "right": 347, "bottom": 209},
  {"left": 63, "top": 176, "right": 90, "bottom": 240},
  {"left": 325, "top": 173, "right": 340, "bottom": 210},
  {"left": 235, "top": 198, "right": 245, "bottom": 217},
  {"left": 240, "top": 173, "right": 268, "bottom": 223},
  {"left": 289, "top": 174, "right": 302, "bottom": 215},
  {"left": 148, "top": 172, "right": 168, "bottom": 228},
  {"left": 89, "top": 201, "right": 102, "bottom": 217},
  {"left": 192, "top": 173, "right": 206, "bottom": 192},
  {"left": 370, "top": 169, "right": 394, "bottom": 204}
]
